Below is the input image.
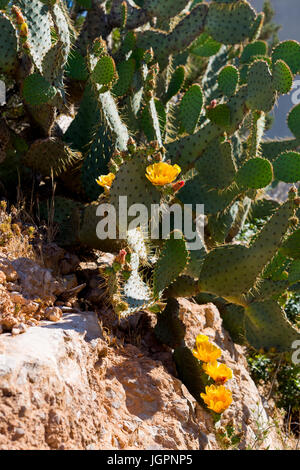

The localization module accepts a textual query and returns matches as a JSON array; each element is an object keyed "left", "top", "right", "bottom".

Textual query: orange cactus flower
[
  {"left": 201, "top": 385, "right": 232, "bottom": 414},
  {"left": 202, "top": 361, "right": 233, "bottom": 384},
  {"left": 145, "top": 162, "right": 181, "bottom": 186}
]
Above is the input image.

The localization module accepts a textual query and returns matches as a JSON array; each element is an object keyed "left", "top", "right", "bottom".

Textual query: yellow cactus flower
[
  {"left": 96, "top": 173, "right": 115, "bottom": 190},
  {"left": 20, "top": 22, "right": 29, "bottom": 37},
  {"left": 195, "top": 334, "right": 209, "bottom": 345},
  {"left": 193, "top": 340, "right": 221, "bottom": 363},
  {"left": 201, "top": 385, "right": 232, "bottom": 414},
  {"left": 202, "top": 361, "right": 233, "bottom": 384},
  {"left": 145, "top": 162, "right": 181, "bottom": 186}
]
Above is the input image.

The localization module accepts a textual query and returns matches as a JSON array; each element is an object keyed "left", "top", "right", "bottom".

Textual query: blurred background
[{"left": 250, "top": 0, "right": 300, "bottom": 139}]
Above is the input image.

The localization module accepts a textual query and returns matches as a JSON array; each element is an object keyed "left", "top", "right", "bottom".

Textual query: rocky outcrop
[{"left": 0, "top": 298, "right": 285, "bottom": 450}]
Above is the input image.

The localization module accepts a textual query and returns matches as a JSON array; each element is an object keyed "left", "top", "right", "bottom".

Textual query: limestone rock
[{"left": 0, "top": 300, "right": 285, "bottom": 450}]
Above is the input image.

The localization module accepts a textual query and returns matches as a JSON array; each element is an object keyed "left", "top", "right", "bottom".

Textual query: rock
[
  {"left": 44, "top": 307, "right": 63, "bottom": 322},
  {"left": 60, "top": 253, "right": 80, "bottom": 276},
  {"left": 11, "top": 257, "right": 64, "bottom": 300},
  {"left": 0, "top": 257, "right": 18, "bottom": 282},
  {"left": 42, "top": 243, "right": 65, "bottom": 272},
  {"left": 0, "top": 299, "right": 286, "bottom": 450},
  {"left": 0, "top": 271, "right": 6, "bottom": 284}
]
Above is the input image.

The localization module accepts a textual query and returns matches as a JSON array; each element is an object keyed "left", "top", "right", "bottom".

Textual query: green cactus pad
[
  {"left": 245, "top": 300, "right": 300, "bottom": 352},
  {"left": 178, "top": 177, "right": 240, "bottom": 215},
  {"left": 272, "top": 40, "right": 300, "bottom": 75},
  {"left": 199, "top": 244, "right": 254, "bottom": 302},
  {"left": 246, "top": 60, "right": 275, "bottom": 112},
  {"left": 144, "top": 0, "right": 189, "bottom": 20},
  {"left": 99, "top": 91, "right": 129, "bottom": 151},
  {"left": 27, "top": 103, "right": 56, "bottom": 136},
  {"left": 0, "top": 13, "right": 18, "bottom": 74},
  {"left": 81, "top": 125, "right": 114, "bottom": 200},
  {"left": 184, "top": 247, "right": 207, "bottom": 280},
  {"left": 65, "top": 50, "right": 89, "bottom": 81},
  {"left": 173, "top": 346, "right": 207, "bottom": 401},
  {"left": 199, "top": 199, "right": 297, "bottom": 301},
  {"left": 273, "top": 60, "right": 293, "bottom": 94},
  {"left": 179, "top": 84, "right": 203, "bottom": 135},
  {"left": 92, "top": 55, "right": 117, "bottom": 87},
  {"left": 109, "top": 158, "right": 161, "bottom": 233},
  {"left": 206, "top": 104, "right": 231, "bottom": 127},
  {"left": 190, "top": 33, "right": 221, "bottom": 58},
  {"left": 273, "top": 152, "right": 300, "bottom": 183},
  {"left": 22, "top": 73, "right": 57, "bottom": 106},
  {"left": 205, "top": 1, "right": 257, "bottom": 45},
  {"left": 288, "top": 260, "right": 300, "bottom": 284},
  {"left": 263, "top": 251, "right": 291, "bottom": 282},
  {"left": 287, "top": 104, "right": 300, "bottom": 138},
  {"left": 196, "top": 140, "right": 237, "bottom": 190},
  {"left": 218, "top": 65, "right": 239, "bottom": 97},
  {"left": 77, "top": 202, "right": 108, "bottom": 250},
  {"left": 248, "top": 198, "right": 279, "bottom": 222},
  {"left": 167, "top": 4, "right": 208, "bottom": 56},
  {"left": 281, "top": 228, "right": 300, "bottom": 260},
  {"left": 140, "top": 99, "right": 164, "bottom": 143},
  {"left": 165, "top": 275, "right": 200, "bottom": 298},
  {"left": 167, "top": 122, "right": 221, "bottom": 170},
  {"left": 112, "top": 59, "right": 135, "bottom": 97},
  {"left": 236, "top": 157, "right": 273, "bottom": 189},
  {"left": 0, "top": 0, "right": 9, "bottom": 8},
  {"left": 247, "top": 279, "right": 290, "bottom": 302},
  {"left": 76, "top": 0, "right": 92, "bottom": 8},
  {"left": 50, "top": 3, "right": 71, "bottom": 69},
  {"left": 64, "top": 83, "right": 101, "bottom": 152},
  {"left": 261, "top": 138, "right": 300, "bottom": 163},
  {"left": 16, "top": 0, "right": 52, "bottom": 71},
  {"left": 24, "top": 138, "right": 82, "bottom": 177},
  {"left": 164, "top": 66, "right": 185, "bottom": 104},
  {"left": 221, "top": 304, "right": 246, "bottom": 345},
  {"left": 154, "top": 298, "right": 186, "bottom": 349},
  {"left": 240, "top": 40, "right": 267, "bottom": 64},
  {"left": 248, "top": 12, "right": 264, "bottom": 41},
  {"left": 153, "top": 231, "right": 188, "bottom": 298},
  {"left": 42, "top": 41, "right": 67, "bottom": 85}
]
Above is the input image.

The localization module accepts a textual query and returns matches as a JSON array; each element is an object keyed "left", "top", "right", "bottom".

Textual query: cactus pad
[
  {"left": 179, "top": 84, "right": 203, "bottom": 134},
  {"left": 272, "top": 40, "right": 300, "bottom": 75},
  {"left": 273, "top": 152, "right": 300, "bottom": 183},
  {"left": 16, "top": 0, "right": 52, "bottom": 71},
  {"left": 246, "top": 60, "right": 275, "bottom": 112},
  {"left": 0, "top": 13, "right": 18, "bottom": 74},
  {"left": 240, "top": 40, "right": 267, "bottom": 64},
  {"left": 22, "top": 73, "right": 57, "bottom": 106},
  {"left": 205, "top": 1, "right": 257, "bottom": 45},
  {"left": 245, "top": 300, "right": 300, "bottom": 352},
  {"left": 287, "top": 104, "right": 300, "bottom": 138},
  {"left": 154, "top": 298, "right": 185, "bottom": 349},
  {"left": 153, "top": 231, "right": 188, "bottom": 298},
  {"left": 273, "top": 60, "right": 293, "bottom": 95},
  {"left": 24, "top": 138, "right": 82, "bottom": 177},
  {"left": 218, "top": 65, "right": 239, "bottom": 97},
  {"left": 236, "top": 157, "right": 273, "bottom": 189},
  {"left": 92, "top": 55, "right": 118, "bottom": 87}
]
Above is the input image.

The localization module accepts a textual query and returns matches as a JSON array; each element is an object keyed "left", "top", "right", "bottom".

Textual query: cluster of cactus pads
[{"left": 1, "top": 0, "right": 300, "bottom": 403}]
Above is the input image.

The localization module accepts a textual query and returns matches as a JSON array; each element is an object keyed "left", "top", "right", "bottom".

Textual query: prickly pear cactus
[{"left": 1, "top": 1, "right": 300, "bottom": 403}]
